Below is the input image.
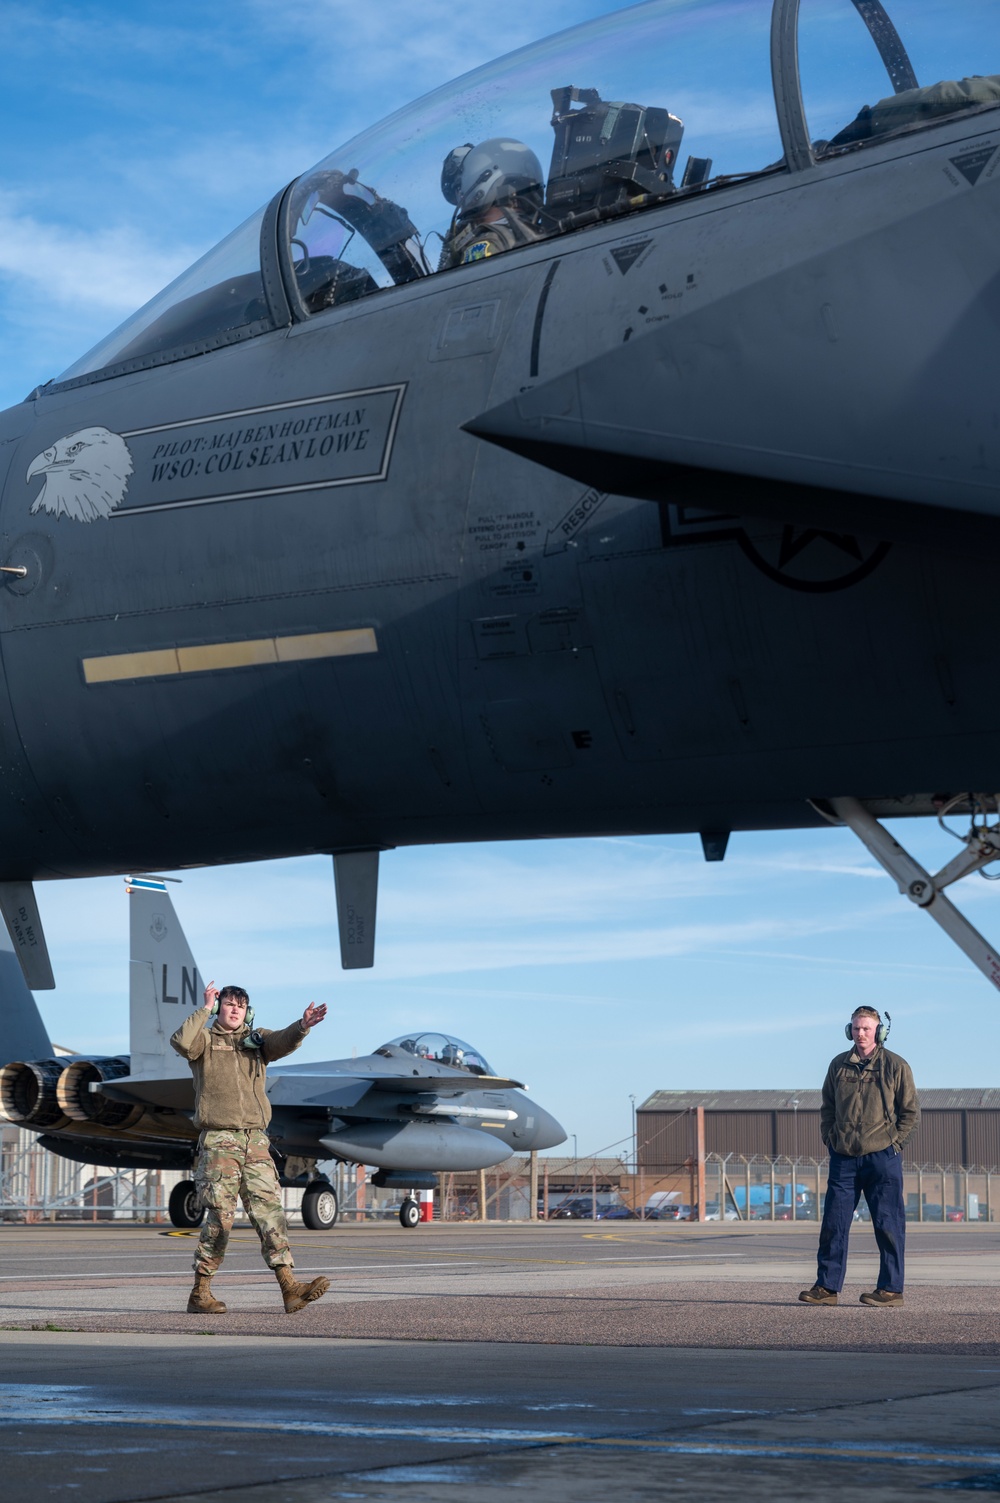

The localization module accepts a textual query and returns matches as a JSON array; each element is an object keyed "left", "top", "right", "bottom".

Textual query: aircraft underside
[{"left": 0, "top": 0, "right": 996, "bottom": 987}]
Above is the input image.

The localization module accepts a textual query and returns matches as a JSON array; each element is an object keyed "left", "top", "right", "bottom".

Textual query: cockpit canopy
[
  {"left": 55, "top": 0, "right": 999, "bottom": 388},
  {"left": 381, "top": 1032, "right": 494, "bottom": 1077}
]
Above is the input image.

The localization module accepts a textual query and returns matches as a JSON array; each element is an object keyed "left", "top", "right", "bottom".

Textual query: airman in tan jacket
[{"left": 170, "top": 982, "right": 330, "bottom": 1317}]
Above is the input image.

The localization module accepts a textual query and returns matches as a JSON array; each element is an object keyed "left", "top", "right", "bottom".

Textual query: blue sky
[{"left": 3, "top": 1, "right": 1000, "bottom": 1157}]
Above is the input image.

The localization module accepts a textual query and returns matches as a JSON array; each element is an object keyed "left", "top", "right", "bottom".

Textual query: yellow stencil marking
[{"left": 83, "top": 627, "right": 377, "bottom": 684}]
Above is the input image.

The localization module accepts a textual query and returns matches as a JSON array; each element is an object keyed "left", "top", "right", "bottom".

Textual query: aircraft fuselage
[{"left": 0, "top": 12, "right": 998, "bottom": 885}]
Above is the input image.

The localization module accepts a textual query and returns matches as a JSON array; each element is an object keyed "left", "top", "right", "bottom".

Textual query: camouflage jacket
[
  {"left": 820, "top": 1046, "right": 920, "bottom": 1158},
  {"left": 170, "top": 1010, "right": 306, "bottom": 1131}
]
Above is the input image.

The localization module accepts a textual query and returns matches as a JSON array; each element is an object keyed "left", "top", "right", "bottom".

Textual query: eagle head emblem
[{"left": 26, "top": 426, "right": 133, "bottom": 522}]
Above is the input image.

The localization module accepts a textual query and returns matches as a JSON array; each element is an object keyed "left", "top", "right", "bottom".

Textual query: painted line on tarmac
[
  {"left": 0, "top": 1253, "right": 266, "bottom": 1265},
  {"left": 0, "top": 1254, "right": 750, "bottom": 1285},
  {"left": 592, "top": 1254, "right": 747, "bottom": 1262},
  {"left": 0, "top": 1261, "right": 513, "bottom": 1282}
]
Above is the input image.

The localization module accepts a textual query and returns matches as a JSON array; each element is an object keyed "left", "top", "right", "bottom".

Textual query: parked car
[
  {"left": 774, "top": 1198, "right": 818, "bottom": 1220},
  {"left": 703, "top": 1202, "right": 739, "bottom": 1221},
  {"left": 546, "top": 1197, "right": 593, "bottom": 1219},
  {"left": 546, "top": 1196, "right": 626, "bottom": 1220},
  {"left": 646, "top": 1203, "right": 693, "bottom": 1221}
]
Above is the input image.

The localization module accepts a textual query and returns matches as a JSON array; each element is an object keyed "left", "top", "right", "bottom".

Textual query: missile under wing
[{"left": 0, "top": 1, "right": 999, "bottom": 988}]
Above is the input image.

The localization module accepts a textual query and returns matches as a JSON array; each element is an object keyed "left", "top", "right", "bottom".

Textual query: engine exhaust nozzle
[
  {"left": 56, "top": 1057, "right": 139, "bottom": 1129},
  {"left": 0, "top": 1059, "right": 71, "bottom": 1129}
]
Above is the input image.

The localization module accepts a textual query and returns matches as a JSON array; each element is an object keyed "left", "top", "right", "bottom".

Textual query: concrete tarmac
[{"left": 1, "top": 1220, "right": 998, "bottom": 1500}]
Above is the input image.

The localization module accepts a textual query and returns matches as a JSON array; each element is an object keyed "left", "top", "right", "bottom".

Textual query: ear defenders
[
  {"left": 210, "top": 990, "right": 259, "bottom": 1047},
  {"left": 845, "top": 1010, "right": 891, "bottom": 1046}
]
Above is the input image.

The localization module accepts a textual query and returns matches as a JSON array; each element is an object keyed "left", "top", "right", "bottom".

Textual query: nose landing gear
[
  {"left": 399, "top": 1197, "right": 420, "bottom": 1228},
  {"left": 168, "top": 1179, "right": 205, "bottom": 1229}
]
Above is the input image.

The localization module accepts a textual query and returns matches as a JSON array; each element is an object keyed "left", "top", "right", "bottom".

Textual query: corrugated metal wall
[
  {"left": 904, "top": 1111, "right": 964, "bottom": 1168},
  {"left": 774, "top": 1111, "right": 824, "bottom": 1159},
  {"left": 639, "top": 1111, "right": 692, "bottom": 1167},
  {"left": 704, "top": 1112, "right": 773, "bottom": 1159},
  {"left": 639, "top": 1107, "right": 1000, "bottom": 1169},
  {"left": 967, "top": 1112, "right": 1000, "bottom": 1168}
]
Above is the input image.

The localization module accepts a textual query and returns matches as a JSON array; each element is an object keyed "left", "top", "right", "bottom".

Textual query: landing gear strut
[{"left": 821, "top": 795, "right": 1000, "bottom": 990}]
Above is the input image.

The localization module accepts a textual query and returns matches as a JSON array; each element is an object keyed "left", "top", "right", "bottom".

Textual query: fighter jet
[
  {"left": 0, "top": 0, "right": 998, "bottom": 990},
  {"left": 0, "top": 879, "right": 565, "bottom": 1228}
]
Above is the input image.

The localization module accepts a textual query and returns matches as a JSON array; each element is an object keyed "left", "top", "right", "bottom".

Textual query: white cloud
[
  {"left": 247, "top": 1, "right": 602, "bottom": 100},
  {"left": 0, "top": 190, "right": 197, "bottom": 315}
]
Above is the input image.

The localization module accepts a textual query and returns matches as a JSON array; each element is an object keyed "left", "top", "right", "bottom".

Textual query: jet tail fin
[
  {"left": 0, "top": 924, "right": 52, "bottom": 1066},
  {"left": 127, "top": 877, "right": 204, "bottom": 1080}
]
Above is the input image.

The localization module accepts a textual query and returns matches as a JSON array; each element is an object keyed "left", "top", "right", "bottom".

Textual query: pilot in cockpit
[{"left": 438, "top": 137, "right": 547, "bottom": 270}]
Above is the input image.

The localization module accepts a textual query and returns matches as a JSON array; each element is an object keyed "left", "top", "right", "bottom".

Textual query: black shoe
[
  {"left": 798, "top": 1283, "right": 837, "bottom": 1305},
  {"left": 860, "top": 1288, "right": 903, "bottom": 1306}
]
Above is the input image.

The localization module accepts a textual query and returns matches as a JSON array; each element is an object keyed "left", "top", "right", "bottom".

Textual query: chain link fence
[
  {"left": 0, "top": 1125, "right": 402, "bottom": 1224},
  {"left": 703, "top": 1153, "right": 997, "bottom": 1222},
  {"left": 4, "top": 1126, "right": 998, "bottom": 1225}
]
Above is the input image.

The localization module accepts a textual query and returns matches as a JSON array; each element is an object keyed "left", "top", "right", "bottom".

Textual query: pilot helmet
[
  {"left": 441, "top": 144, "right": 474, "bottom": 206},
  {"left": 457, "top": 138, "right": 544, "bottom": 219}
]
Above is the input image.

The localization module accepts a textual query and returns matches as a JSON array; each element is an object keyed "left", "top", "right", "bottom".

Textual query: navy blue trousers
[{"left": 816, "top": 1147, "right": 905, "bottom": 1293}]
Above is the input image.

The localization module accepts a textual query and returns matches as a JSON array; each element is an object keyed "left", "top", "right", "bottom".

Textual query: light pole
[{"left": 630, "top": 1094, "right": 637, "bottom": 1217}]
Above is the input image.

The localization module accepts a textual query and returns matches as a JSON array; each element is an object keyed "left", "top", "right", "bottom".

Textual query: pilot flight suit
[
  {"left": 170, "top": 1008, "right": 329, "bottom": 1314},
  {"left": 439, "top": 207, "right": 544, "bottom": 269}
]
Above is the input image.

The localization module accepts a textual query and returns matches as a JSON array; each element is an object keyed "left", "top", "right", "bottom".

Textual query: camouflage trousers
[{"left": 193, "top": 1128, "right": 293, "bottom": 1275}]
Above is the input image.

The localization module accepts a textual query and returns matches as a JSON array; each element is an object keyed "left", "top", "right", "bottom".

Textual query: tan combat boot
[
  {"left": 275, "top": 1264, "right": 330, "bottom": 1314},
  {"left": 187, "top": 1273, "right": 227, "bottom": 1314}
]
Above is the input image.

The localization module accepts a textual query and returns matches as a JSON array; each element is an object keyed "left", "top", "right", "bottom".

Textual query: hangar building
[{"left": 638, "top": 1090, "right": 1000, "bottom": 1171}]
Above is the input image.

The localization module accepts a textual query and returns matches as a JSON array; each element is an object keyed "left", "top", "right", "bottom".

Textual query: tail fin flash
[
  {"left": 128, "top": 878, "right": 203, "bottom": 1079},
  {"left": 0, "top": 924, "right": 52, "bottom": 1066}
]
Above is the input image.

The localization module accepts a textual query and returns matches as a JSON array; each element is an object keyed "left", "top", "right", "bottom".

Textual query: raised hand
[{"left": 302, "top": 1001, "right": 327, "bottom": 1030}]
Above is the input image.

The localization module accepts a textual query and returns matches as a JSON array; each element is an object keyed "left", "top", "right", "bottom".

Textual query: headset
[
  {"left": 209, "top": 986, "right": 262, "bottom": 1049},
  {"left": 845, "top": 1008, "right": 891, "bottom": 1046}
]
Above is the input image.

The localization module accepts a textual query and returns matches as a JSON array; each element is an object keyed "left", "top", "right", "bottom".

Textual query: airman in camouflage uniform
[{"left": 171, "top": 983, "right": 331, "bottom": 1315}]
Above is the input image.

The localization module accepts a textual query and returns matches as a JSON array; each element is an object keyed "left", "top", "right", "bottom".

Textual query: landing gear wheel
[
  {"left": 169, "top": 1180, "right": 205, "bottom": 1229},
  {"left": 301, "top": 1181, "right": 339, "bottom": 1230},
  {"left": 399, "top": 1198, "right": 420, "bottom": 1228}
]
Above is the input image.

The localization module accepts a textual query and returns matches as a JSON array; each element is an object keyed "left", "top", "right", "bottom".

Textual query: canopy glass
[
  {"left": 55, "top": 0, "right": 998, "bottom": 384},
  {"left": 382, "top": 1033, "right": 495, "bottom": 1077}
]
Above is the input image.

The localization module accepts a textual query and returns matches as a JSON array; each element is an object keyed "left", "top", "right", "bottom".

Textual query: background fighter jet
[
  {"left": 0, "top": 0, "right": 998, "bottom": 997},
  {"left": 0, "top": 880, "right": 565, "bottom": 1228}
]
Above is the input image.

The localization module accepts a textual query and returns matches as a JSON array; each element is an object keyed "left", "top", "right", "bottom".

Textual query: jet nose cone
[{"left": 531, "top": 1106, "right": 566, "bottom": 1151}]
